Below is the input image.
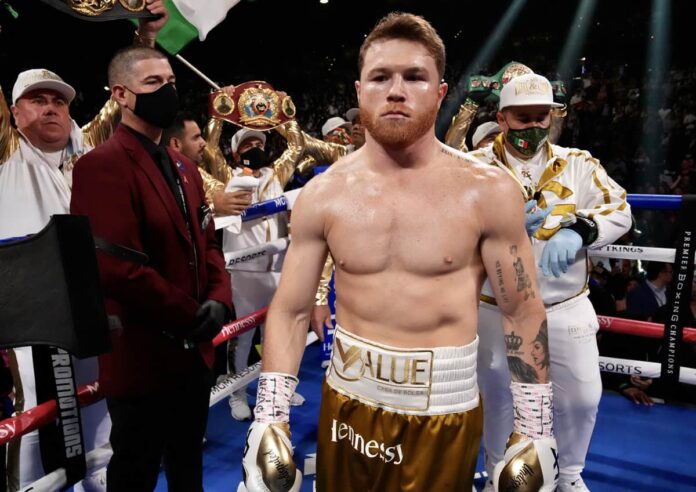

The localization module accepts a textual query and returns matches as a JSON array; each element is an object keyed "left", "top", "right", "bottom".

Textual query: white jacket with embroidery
[{"left": 470, "top": 135, "right": 631, "bottom": 305}]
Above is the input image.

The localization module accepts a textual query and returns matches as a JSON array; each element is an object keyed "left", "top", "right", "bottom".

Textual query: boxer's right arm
[
  {"left": 262, "top": 175, "right": 329, "bottom": 375},
  {"left": 240, "top": 176, "right": 329, "bottom": 492}
]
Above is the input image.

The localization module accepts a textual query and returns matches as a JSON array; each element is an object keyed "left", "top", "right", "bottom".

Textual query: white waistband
[{"left": 326, "top": 325, "right": 479, "bottom": 416}]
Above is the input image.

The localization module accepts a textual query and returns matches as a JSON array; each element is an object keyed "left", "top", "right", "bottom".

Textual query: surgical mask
[
  {"left": 239, "top": 147, "right": 268, "bottom": 170},
  {"left": 505, "top": 125, "right": 549, "bottom": 157},
  {"left": 126, "top": 83, "right": 179, "bottom": 129}
]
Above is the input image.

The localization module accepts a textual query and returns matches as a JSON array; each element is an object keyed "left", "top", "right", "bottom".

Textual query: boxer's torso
[{"left": 319, "top": 145, "right": 501, "bottom": 348}]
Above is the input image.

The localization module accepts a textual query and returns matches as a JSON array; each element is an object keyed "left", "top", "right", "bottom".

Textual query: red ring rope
[
  {"left": 0, "top": 307, "right": 269, "bottom": 446},
  {"left": 597, "top": 315, "right": 696, "bottom": 343},
  {"left": 0, "top": 382, "right": 102, "bottom": 445}
]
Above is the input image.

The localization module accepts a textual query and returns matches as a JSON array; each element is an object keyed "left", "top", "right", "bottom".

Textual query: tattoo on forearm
[
  {"left": 505, "top": 330, "right": 523, "bottom": 355},
  {"left": 505, "top": 328, "right": 543, "bottom": 384},
  {"left": 510, "top": 245, "right": 536, "bottom": 300},
  {"left": 495, "top": 260, "right": 511, "bottom": 303},
  {"left": 530, "top": 320, "right": 550, "bottom": 371},
  {"left": 506, "top": 356, "right": 540, "bottom": 384}
]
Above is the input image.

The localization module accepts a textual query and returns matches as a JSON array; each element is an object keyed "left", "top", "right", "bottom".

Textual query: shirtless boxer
[{"left": 239, "top": 13, "right": 558, "bottom": 492}]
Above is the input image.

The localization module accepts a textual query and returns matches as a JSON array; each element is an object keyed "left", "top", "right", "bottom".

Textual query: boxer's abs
[{"left": 333, "top": 266, "right": 482, "bottom": 348}]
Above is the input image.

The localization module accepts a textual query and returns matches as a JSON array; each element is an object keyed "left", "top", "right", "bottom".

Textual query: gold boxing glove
[
  {"left": 493, "top": 432, "right": 558, "bottom": 491},
  {"left": 239, "top": 421, "right": 302, "bottom": 492}
]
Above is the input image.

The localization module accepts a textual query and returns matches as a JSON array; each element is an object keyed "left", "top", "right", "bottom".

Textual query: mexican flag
[{"left": 158, "top": 0, "right": 241, "bottom": 54}]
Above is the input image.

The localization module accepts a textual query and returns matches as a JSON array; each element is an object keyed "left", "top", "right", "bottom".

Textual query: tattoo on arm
[
  {"left": 505, "top": 329, "right": 539, "bottom": 383},
  {"left": 510, "top": 245, "right": 536, "bottom": 301},
  {"left": 530, "top": 320, "right": 550, "bottom": 371},
  {"left": 495, "top": 260, "right": 511, "bottom": 303},
  {"left": 507, "top": 356, "right": 540, "bottom": 384}
]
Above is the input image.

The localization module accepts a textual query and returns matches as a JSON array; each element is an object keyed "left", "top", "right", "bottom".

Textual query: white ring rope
[
  {"left": 599, "top": 356, "right": 696, "bottom": 385},
  {"left": 589, "top": 244, "right": 684, "bottom": 263},
  {"left": 224, "top": 238, "right": 289, "bottom": 270},
  {"left": 20, "top": 332, "right": 319, "bottom": 492}
]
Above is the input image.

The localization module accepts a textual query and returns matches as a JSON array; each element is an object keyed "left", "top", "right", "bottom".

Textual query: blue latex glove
[
  {"left": 525, "top": 200, "right": 551, "bottom": 236},
  {"left": 539, "top": 228, "right": 583, "bottom": 277}
]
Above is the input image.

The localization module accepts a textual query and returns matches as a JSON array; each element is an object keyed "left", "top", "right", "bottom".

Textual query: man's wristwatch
[{"left": 560, "top": 214, "right": 598, "bottom": 245}]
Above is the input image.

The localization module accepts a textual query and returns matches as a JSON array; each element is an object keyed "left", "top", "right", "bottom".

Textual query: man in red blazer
[{"left": 71, "top": 45, "right": 232, "bottom": 492}]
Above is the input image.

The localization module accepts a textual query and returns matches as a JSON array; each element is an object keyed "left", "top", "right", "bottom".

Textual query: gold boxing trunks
[{"left": 317, "top": 325, "right": 482, "bottom": 492}]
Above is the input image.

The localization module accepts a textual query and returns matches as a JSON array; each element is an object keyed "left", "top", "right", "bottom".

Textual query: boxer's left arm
[
  {"left": 479, "top": 174, "right": 558, "bottom": 491},
  {"left": 480, "top": 176, "right": 548, "bottom": 385}
]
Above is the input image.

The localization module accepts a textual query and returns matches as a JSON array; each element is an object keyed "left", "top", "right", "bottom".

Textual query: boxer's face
[
  {"left": 356, "top": 38, "right": 447, "bottom": 147},
  {"left": 12, "top": 89, "right": 71, "bottom": 152}
]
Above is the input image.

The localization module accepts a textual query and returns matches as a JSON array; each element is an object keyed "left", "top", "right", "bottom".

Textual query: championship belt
[
  {"left": 208, "top": 81, "right": 296, "bottom": 130},
  {"left": 38, "top": 0, "right": 156, "bottom": 21},
  {"left": 468, "top": 61, "right": 534, "bottom": 101}
]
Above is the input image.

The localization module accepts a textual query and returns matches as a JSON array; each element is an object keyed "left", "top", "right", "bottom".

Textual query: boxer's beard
[{"left": 362, "top": 102, "right": 438, "bottom": 147}]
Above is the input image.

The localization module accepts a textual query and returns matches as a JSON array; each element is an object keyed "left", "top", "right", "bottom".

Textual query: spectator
[{"left": 626, "top": 261, "right": 673, "bottom": 320}]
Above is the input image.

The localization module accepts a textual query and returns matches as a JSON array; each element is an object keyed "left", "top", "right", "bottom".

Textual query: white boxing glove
[
  {"left": 492, "top": 433, "right": 558, "bottom": 491},
  {"left": 238, "top": 372, "right": 302, "bottom": 492},
  {"left": 238, "top": 421, "right": 302, "bottom": 492}
]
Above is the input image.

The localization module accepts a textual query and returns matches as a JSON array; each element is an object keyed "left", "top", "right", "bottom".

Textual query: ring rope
[
  {"left": 18, "top": 332, "right": 319, "bottom": 492},
  {"left": 223, "top": 238, "right": 289, "bottom": 270},
  {"left": 598, "top": 315, "right": 696, "bottom": 343},
  {"left": 0, "top": 307, "right": 270, "bottom": 446},
  {"left": 588, "top": 244, "right": 680, "bottom": 263},
  {"left": 626, "top": 193, "right": 683, "bottom": 210},
  {"left": 240, "top": 188, "right": 301, "bottom": 223},
  {"left": 0, "top": 381, "right": 101, "bottom": 446},
  {"left": 599, "top": 356, "right": 696, "bottom": 385}
]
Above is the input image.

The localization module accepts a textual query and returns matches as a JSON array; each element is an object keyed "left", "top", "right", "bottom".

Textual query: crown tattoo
[{"left": 505, "top": 331, "right": 523, "bottom": 351}]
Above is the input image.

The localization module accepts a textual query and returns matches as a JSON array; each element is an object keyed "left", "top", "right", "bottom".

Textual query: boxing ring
[{"left": 2, "top": 192, "right": 695, "bottom": 492}]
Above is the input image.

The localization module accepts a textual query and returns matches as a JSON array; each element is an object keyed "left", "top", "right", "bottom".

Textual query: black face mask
[
  {"left": 239, "top": 147, "right": 268, "bottom": 170},
  {"left": 126, "top": 83, "right": 179, "bottom": 129}
]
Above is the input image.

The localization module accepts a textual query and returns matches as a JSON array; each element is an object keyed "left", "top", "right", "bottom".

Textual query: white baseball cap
[
  {"left": 345, "top": 108, "right": 360, "bottom": 124},
  {"left": 231, "top": 128, "right": 267, "bottom": 153},
  {"left": 12, "top": 69, "right": 76, "bottom": 105},
  {"left": 472, "top": 121, "right": 501, "bottom": 148},
  {"left": 321, "top": 116, "right": 351, "bottom": 137},
  {"left": 498, "top": 73, "right": 564, "bottom": 111}
]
